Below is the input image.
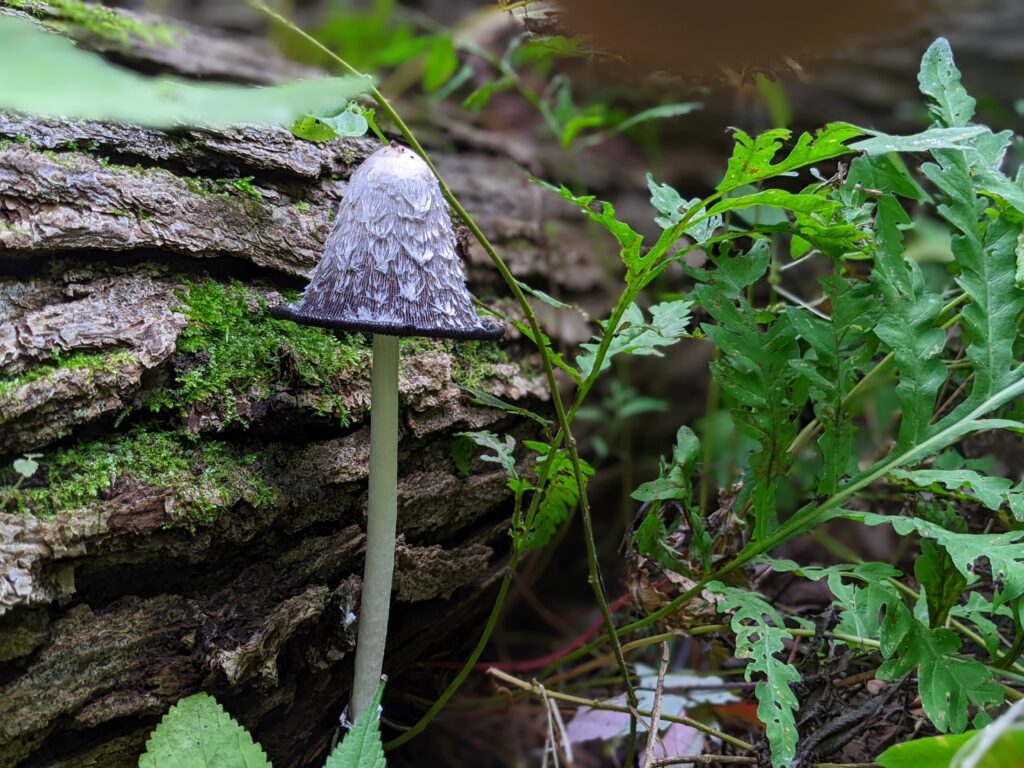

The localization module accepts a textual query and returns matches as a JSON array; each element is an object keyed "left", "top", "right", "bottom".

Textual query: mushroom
[{"left": 275, "top": 143, "right": 502, "bottom": 719}]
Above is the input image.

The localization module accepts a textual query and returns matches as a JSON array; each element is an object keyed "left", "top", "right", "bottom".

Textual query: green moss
[
  {"left": 294, "top": 201, "right": 311, "bottom": 214},
  {"left": 0, "top": 426, "right": 277, "bottom": 522},
  {"left": 228, "top": 176, "right": 262, "bottom": 202},
  {"left": 152, "top": 280, "right": 368, "bottom": 427},
  {"left": 24, "top": 0, "right": 177, "bottom": 45},
  {"left": 180, "top": 176, "right": 264, "bottom": 204},
  {"left": 451, "top": 340, "right": 515, "bottom": 388},
  {"left": 0, "top": 349, "right": 136, "bottom": 404}
]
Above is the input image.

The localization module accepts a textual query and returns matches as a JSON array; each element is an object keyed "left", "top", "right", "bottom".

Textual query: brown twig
[
  {"left": 486, "top": 667, "right": 754, "bottom": 751},
  {"left": 642, "top": 642, "right": 672, "bottom": 767}
]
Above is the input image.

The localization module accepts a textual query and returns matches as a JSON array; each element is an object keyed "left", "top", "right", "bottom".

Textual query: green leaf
[
  {"left": 915, "top": 539, "right": 967, "bottom": 627},
  {"left": 12, "top": 454, "right": 40, "bottom": 479},
  {"left": 457, "top": 431, "right": 524, "bottom": 491},
  {"left": 870, "top": 195, "right": 948, "bottom": 453},
  {"left": 716, "top": 123, "right": 865, "bottom": 195},
  {"left": 767, "top": 559, "right": 905, "bottom": 643},
  {"left": 709, "top": 189, "right": 842, "bottom": 219},
  {"left": 949, "top": 592, "right": 1013, "bottom": 656},
  {"left": 877, "top": 732, "right": 977, "bottom": 768},
  {"left": 631, "top": 426, "right": 701, "bottom": 503},
  {"left": 918, "top": 37, "right": 976, "bottom": 128},
  {"left": 522, "top": 443, "right": 594, "bottom": 550},
  {"left": 460, "top": 386, "right": 552, "bottom": 428},
  {"left": 786, "top": 270, "right": 880, "bottom": 494},
  {"left": 923, "top": 155, "right": 1024, "bottom": 416},
  {"left": 698, "top": 245, "right": 805, "bottom": 538},
  {"left": 770, "top": 556, "right": 1003, "bottom": 736},
  {"left": 324, "top": 682, "right": 387, "bottom": 768},
  {"left": 708, "top": 583, "right": 801, "bottom": 768},
  {"left": 290, "top": 115, "right": 339, "bottom": 142},
  {"left": 139, "top": 693, "right": 272, "bottom": 768},
  {"left": 845, "top": 153, "right": 926, "bottom": 201},
  {"left": 851, "top": 126, "right": 989, "bottom": 155},
  {"left": 463, "top": 77, "right": 515, "bottom": 111},
  {"left": 511, "top": 34, "right": 593, "bottom": 64},
  {"left": 422, "top": 36, "right": 458, "bottom": 92},
  {"left": 646, "top": 173, "right": 721, "bottom": 242},
  {"left": 290, "top": 105, "right": 370, "bottom": 142},
  {"left": 0, "top": 16, "right": 371, "bottom": 129},
  {"left": 892, "top": 468, "right": 1024, "bottom": 519},
  {"left": 581, "top": 102, "right": 702, "bottom": 146},
  {"left": 576, "top": 298, "right": 694, "bottom": 379},
  {"left": 879, "top": 721, "right": 1024, "bottom": 768},
  {"left": 535, "top": 181, "right": 644, "bottom": 268},
  {"left": 877, "top": 624, "right": 1002, "bottom": 733},
  {"left": 850, "top": 512, "right": 1024, "bottom": 609}
]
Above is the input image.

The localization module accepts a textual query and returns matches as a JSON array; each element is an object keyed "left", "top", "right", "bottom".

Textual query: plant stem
[
  {"left": 351, "top": 334, "right": 400, "bottom": 720},
  {"left": 487, "top": 668, "right": 754, "bottom": 751},
  {"left": 384, "top": 557, "right": 518, "bottom": 749}
]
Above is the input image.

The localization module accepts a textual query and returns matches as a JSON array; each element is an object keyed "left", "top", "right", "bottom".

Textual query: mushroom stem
[{"left": 351, "top": 333, "right": 400, "bottom": 720}]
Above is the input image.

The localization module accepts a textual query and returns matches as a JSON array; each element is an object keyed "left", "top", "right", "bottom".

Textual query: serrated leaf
[
  {"left": 851, "top": 126, "right": 989, "bottom": 155},
  {"left": 768, "top": 559, "right": 905, "bottom": 643},
  {"left": 787, "top": 270, "right": 881, "bottom": 493},
  {"left": 0, "top": 16, "right": 370, "bottom": 129},
  {"left": 877, "top": 624, "right": 1002, "bottom": 733},
  {"left": 918, "top": 37, "right": 976, "bottom": 128},
  {"left": 698, "top": 249, "right": 805, "bottom": 539},
  {"left": 915, "top": 539, "right": 967, "bottom": 627},
  {"left": 892, "top": 468, "right": 1024, "bottom": 519},
  {"left": 870, "top": 195, "right": 948, "bottom": 453},
  {"left": 716, "top": 123, "right": 864, "bottom": 195},
  {"left": 922, "top": 155, "right": 1024, "bottom": 417},
  {"left": 521, "top": 443, "right": 594, "bottom": 550},
  {"left": 457, "top": 431, "right": 524, "bottom": 492},
  {"left": 139, "top": 693, "right": 271, "bottom": 768},
  {"left": 632, "top": 426, "right": 700, "bottom": 503},
  {"left": 708, "top": 583, "right": 800, "bottom": 768},
  {"left": 646, "top": 174, "right": 722, "bottom": 242},
  {"left": 709, "top": 189, "right": 842, "bottom": 219},
  {"left": 576, "top": 298, "right": 694, "bottom": 379},
  {"left": 324, "top": 682, "right": 386, "bottom": 768},
  {"left": 536, "top": 181, "right": 644, "bottom": 268},
  {"left": 949, "top": 592, "right": 1012, "bottom": 657},
  {"left": 850, "top": 512, "right": 1024, "bottom": 608},
  {"left": 845, "top": 153, "right": 927, "bottom": 202}
]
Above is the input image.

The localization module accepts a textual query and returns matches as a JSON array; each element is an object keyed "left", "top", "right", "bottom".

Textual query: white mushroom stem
[{"left": 351, "top": 333, "right": 400, "bottom": 720}]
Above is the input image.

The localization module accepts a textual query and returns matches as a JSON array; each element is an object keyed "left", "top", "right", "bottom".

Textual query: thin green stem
[
  {"left": 384, "top": 556, "right": 519, "bottom": 749},
  {"left": 351, "top": 334, "right": 400, "bottom": 719}
]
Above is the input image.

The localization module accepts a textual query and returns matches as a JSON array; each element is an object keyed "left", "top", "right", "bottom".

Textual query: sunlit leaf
[{"left": 0, "top": 15, "right": 371, "bottom": 128}]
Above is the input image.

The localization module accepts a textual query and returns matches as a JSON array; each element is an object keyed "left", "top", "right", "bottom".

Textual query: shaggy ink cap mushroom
[
  {"left": 272, "top": 142, "right": 503, "bottom": 721},
  {"left": 274, "top": 142, "right": 503, "bottom": 341}
]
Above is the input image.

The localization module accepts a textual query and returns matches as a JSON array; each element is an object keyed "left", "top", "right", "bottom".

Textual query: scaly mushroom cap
[{"left": 274, "top": 143, "right": 503, "bottom": 340}]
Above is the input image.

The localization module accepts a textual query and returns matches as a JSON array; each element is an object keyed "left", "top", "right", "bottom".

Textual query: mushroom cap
[{"left": 274, "top": 143, "right": 503, "bottom": 341}]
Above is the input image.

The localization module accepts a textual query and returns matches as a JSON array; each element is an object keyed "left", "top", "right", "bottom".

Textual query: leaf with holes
[{"left": 708, "top": 583, "right": 800, "bottom": 768}]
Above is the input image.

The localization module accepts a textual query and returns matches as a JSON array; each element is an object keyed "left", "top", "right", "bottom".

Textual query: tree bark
[{"left": 0, "top": 4, "right": 601, "bottom": 766}]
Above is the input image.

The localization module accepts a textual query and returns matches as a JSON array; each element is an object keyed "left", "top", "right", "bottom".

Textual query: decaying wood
[{"left": 0, "top": 3, "right": 602, "bottom": 766}]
